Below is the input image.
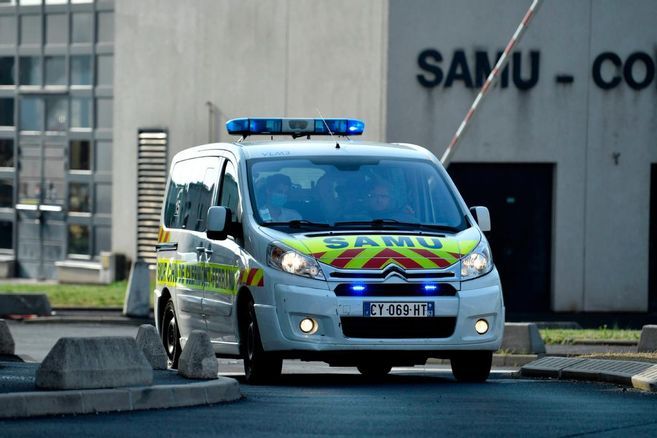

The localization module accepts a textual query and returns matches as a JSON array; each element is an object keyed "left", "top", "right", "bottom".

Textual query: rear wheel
[
  {"left": 357, "top": 362, "right": 392, "bottom": 377},
  {"left": 243, "top": 298, "right": 282, "bottom": 384},
  {"left": 450, "top": 351, "right": 493, "bottom": 382},
  {"left": 162, "top": 299, "right": 182, "bottom": 369}
]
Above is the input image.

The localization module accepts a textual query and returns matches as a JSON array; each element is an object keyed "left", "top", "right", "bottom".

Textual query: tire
[
  {"left": 450, "top": 351, "right": 493, "bottom": 382},
  {"left": 161, "top": 299, "right": 182, "bottom": 369},
  {"left": 357, "top": 362, "right": 392, "bottom": 377},
  {"left": 243, "top": 298, "right": 282, "bottom": 384}
]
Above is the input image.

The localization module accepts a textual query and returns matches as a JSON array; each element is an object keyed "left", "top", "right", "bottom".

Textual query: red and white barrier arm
[{"left": 440, "top": 0, "right": 544, "bottom": 167}]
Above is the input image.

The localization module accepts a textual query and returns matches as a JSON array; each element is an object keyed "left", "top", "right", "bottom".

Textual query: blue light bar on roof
[{"left": 226, "top": 118, "right": 365, "bottom": 137}]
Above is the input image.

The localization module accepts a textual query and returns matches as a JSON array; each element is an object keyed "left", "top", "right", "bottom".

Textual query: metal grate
[{"left": 137, "top": 129, "right": 168, "bottom": 265}]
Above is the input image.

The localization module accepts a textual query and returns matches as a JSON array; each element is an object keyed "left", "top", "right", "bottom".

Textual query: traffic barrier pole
[{"left": 440, "top": 0, "right": 544, "bottom": 167}]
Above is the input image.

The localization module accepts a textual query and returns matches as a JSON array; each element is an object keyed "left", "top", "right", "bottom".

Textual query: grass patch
[
  {"left": 540, "top": 327, "right": 641, "bottom": 345},
  {"left": 0, "top": 281, "right": 129, "bottom": 308}
]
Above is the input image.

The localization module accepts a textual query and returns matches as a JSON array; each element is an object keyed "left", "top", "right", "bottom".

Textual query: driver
[{"left": 366, "top": 180, "right": 415, "bottom": 222}]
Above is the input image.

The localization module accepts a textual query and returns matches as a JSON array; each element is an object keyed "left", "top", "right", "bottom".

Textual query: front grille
[
  {"left": 340, "top": 317, "right": 457, "bottom": 339},
  {"left": 334, "top": 283, "right": 457, "bottom": 297}
]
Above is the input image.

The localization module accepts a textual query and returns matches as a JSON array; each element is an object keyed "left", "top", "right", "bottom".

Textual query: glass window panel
[
  {"left": 0, "top": 16, "right": 17, "bottom": 46},
  {"left": 20, "top": 96, "right": 43, "bottom": 131},
  {"left": 0, "top": 98, "right": 14, "bottom": 126},
  {"left": 70, "top": 97, "right": 91, "bottom": 128},
  {"left": 96, "top": 98, "right": 112, "bottom": 129},
  {"left": 96, "top": 55, "right": 112, "bottom": 86},
  {"left": 0, "top": 220, "right": 12, "bottom": 250},
  {"left": 20, "top": 15, "right": 41, "bottom": 45},
  {"left": 19, "top": 56, "right": 41, "bottom": 85},
  {"left": 71, "top": 12, "right": 92, "bottom": 43},
  {"left": 20, "top": 0, "right": 42, "bottom": 5},
  {"left": 96, "top": 140, "right": 111, "bottom": 172},
  {"left": 0, "top": 57, "right": 16, "bottom": 85},
  {"left": 94, "top": 226, "right": 110, "bottom": 255},
  {"left": 97, "top": 11, "right": 113, "bottom": 43},
  {"left": 68, "top": 182, "right": 90, "bottom": 212},
  {"left": 95, "top": 183, "right": 111, "bottom": 214},
  {"left": 71, "top": 55, "right": 92, "bottom": 85},
  {"left": 0, "top": 179, "right": 12, "bottom": 208},
  {"left": 67, "top": 224, "right": 90, "bottom": 255},
  {"left": 45, "top": 96, "right": 66, "bottom": 131},
  {"left": 0, "top": 139, "right": 13, "bottom": 167},
  {"left": 45, "top": 56, "right": 65, "bottom": 86},
  {"left": 46, "top": 14, "right": 67, "bottom": 45},
  {"left": 69, "top": 140, "right": 90, "bottom": 170}
]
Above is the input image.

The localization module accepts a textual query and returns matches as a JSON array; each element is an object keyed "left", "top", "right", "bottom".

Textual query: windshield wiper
[
  {"left": 266, "top": 220, "right": 331, "bottom": 229},
  {"left": 333, "top": 219, "right": 459, "bottom": 233}
]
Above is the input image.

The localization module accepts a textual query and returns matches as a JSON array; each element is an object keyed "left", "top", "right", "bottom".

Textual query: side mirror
[
  {"left": 207, "top": 206, "right": 231, "bottom": 240},
  {"left": 470, "top": 206, "right": 491, "bottom": 232}
]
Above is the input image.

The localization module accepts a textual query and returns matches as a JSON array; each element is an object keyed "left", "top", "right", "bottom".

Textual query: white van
[{"left": 154, "top": 118, "right": 504, "bottom": 383}]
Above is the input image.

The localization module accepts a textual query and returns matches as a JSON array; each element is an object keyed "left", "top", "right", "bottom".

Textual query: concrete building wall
[
  {"left": 387, "top": 0, "right": 657, "bottom": 311},
  {"left": 113, "top": 0, "right": 388, "bottom": 258}
]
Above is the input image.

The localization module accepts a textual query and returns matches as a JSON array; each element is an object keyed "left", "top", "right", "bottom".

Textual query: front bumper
[{"left": 256, "top": 268, "right": 505, "bottom": 354}]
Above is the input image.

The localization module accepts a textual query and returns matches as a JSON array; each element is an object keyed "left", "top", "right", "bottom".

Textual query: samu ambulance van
[{"left": 154, "top": 118, "right": 504, "bottom": 383}]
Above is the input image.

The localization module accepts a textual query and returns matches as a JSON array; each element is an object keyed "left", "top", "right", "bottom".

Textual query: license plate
[{"left": 363, "top": 302, "right": 434, "bottom": 317}]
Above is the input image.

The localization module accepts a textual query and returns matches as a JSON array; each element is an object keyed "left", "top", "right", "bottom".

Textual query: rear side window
[
  {"left": 164, "top": 157, "right": 221, "bottom": 231},
  {"left": 219, "top": 160, "right": 239, "bottom": 224}
]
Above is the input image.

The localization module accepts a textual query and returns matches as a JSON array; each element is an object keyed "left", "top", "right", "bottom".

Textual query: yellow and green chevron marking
[{"left": 282, "top": 234, "right": 479, "bottom": 270}]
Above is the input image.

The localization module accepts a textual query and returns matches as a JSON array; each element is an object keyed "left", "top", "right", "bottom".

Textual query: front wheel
[
  {"left": 242, "top": 298, "right": 282, "bottom": 384},
  {"left": 450, "top": 351, "right": 493, "bottom": 382},
  {"left": 161, "top": 299, "right": 182, "bottom": 369}
]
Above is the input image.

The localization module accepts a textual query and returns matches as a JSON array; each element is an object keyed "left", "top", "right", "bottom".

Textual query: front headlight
[
  {"left": 460, "top": 238, "right": 493, "bottom": 280},
  {"left": 267, "top": 243, "right": 325, "bottom": 280}
]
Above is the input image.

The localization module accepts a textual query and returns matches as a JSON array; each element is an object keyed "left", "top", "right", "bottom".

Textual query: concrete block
[
  {"left": 0, "top": 255, "right": 15, "bottom": 278},
  {"left": 0, "top": 294, "right": 52, "bottom": 317},
  {"left": 631, "top": 364, "right": 657, "bottom": 392},
  {"left": 81, "top": 389, "right": 132, "bottom": 414},
  {"left": 560, "top": 359, "right": 654, "bottom": 385},
  {"left": 136, "top": 324, "right": 168, "bottom": 370},
  {"left": 55, "top": 260, "right": 102, "bottom": 284},
  {"left": 0, "top": 319, "right": 15, "bottom": 355},
  {"left": 35, "top": 336, "right": 153, "bottom": 390},
  {"left": 123, "top": 261, "right": 151, "bottom": 318},
  {"left": 129, "top": 386, "right": 175, "bottom": 410},
  {"left": 178, "top": 330, "right": 218, "bottom": 380},
  {"left": 637, "top": 325, "right": 657, "bottom": 352},
  {"left": 205, "top": 377, "right": 242, "bottom": 404},
  {"left": 500, "top": 323, "right": 546, "bottom": 354},
  {"left": 21, "top": 391, "right": 84, "bottom": 417}
]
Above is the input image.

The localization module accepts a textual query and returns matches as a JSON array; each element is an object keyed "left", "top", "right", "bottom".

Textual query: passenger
[
  {"left": 313, "top": 173, "right": 342, "bottom": 223},
  {"left": 259, "top": 174, "right": 301, "bottom": 222}
]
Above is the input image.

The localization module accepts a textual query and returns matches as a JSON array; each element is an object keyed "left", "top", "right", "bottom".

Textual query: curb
[
  {"left": 20, "top": 316, "right": 153, "bottom": 326},
  {"left": 519, "top": 356, "right": 657, "bottom": 392},
  {"left": 0, "top": 376, "right": 241, "bottom": 419},
  {"left": 427, "top": 353, "right": 540, "bottom": 368}
]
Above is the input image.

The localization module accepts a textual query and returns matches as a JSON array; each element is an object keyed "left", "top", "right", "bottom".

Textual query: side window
[
  {"left": 163, "top": 157, "right": 221, "bottom": 230},
  {"left": 219, "top": 160, "right": 240, "bottom": 224}
]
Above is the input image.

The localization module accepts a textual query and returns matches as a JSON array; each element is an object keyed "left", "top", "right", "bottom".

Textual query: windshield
[{"left": 248, "top": 157, "right": 467, "bottom": 232}]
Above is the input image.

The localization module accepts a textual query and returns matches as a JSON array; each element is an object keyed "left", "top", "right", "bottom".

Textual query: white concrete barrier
[
  {"left": 638, "top": 325, "right": 657, "bottom": 353},
  {"left": 500, "top": 322, "right": 546, "bottom": 354},
  {"left": 0, "top": 319, "right": 15, "bottom": 355},
  {"left": 178, "top": 330, "right": 218, "bottom": 379},
  {"left": 136, "top": 324, "right": 168, "bottom": 370},
  {"left": 35, "top": 337, "right": 153, "bottom": 390}
]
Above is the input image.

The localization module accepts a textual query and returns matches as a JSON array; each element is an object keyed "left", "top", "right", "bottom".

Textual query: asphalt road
[{"left": 3, "top": 321, "right": 657, "bottom": 437}]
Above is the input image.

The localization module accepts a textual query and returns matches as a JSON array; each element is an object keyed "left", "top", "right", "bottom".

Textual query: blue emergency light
[{"left": 226, "top": 118, "right": 365, "bottom": 137}]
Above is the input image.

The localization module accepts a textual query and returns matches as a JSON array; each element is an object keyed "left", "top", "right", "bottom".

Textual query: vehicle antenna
[{"left": 317, "top": 108, "right": 340, "bottom": 149}]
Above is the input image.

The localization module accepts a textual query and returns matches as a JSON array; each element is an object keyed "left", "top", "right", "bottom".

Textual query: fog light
[
  {"left": 299, "top": 318, "right": 318, "bottom": 334},
  {"left": 475, "top": 319, "right": 489, "bottom": 335}
]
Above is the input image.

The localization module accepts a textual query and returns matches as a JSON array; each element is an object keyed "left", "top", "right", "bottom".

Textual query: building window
[
  {"left": 46, "top": 13, "right": 68, "bottom": 45},
  {"left": 71, "top": 55, "right": 92, "bottom": 86},
  {"left": 0, "top": 179, "right": 12, "bottom": 208},
  {"left": 0, "top": 57, "right": 16, "bottom": 85},
  {"left": 20, "top": 15, "right": 42, "bottom": 46},
  {"left": 45, "top": 96, "right": 66, "bottom": 131},
  {"left": 0, "top": 139, "right": 13, "bottom": 168},
  {"left": 0, "top": 98, "right": 14, "bottom": 126},
  {"left": 69, "top": 140, "right": 90, "bottom": 170},
  {"left": 0, "top": 220, "right": 12, "bottom": 249},
  {"left": 68, "top": 182, "right": 90, "bottom": 212},
  {"left": 68, "top": 224, "right": 90, "bottom": 255},
  {"left": 70, "top": 96, "right": 91, "bottom": 128},
  {"left": 19, "top": 56, "right": 41, "bottom": 86},
  {"left": 45, "top": 56, "right": 66, "bottom": 86},
  {"left": 71, "top": 12, "right": 93, "bottom": 44},
  {"left": 20, "top": 96, "right": 43, "bottom": 131}
]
